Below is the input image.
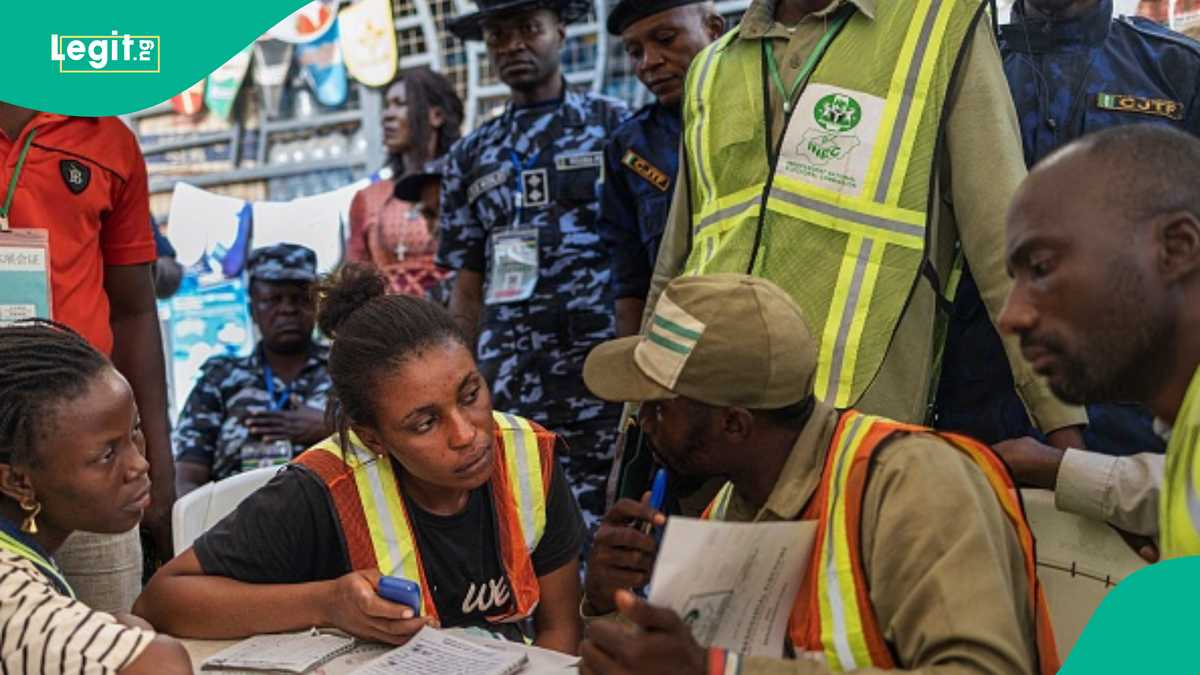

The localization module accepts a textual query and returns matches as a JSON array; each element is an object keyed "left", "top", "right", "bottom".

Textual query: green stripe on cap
[
  {"left": 653, "top": 315, "right": 702, "bottom": 341},
  {"left": 635, "top": 292, "right": 707, "bottom": 390}
]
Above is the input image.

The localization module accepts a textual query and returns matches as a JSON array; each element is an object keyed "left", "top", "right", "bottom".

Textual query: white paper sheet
[
  {"left": 350, "top": 627, "right": 527, "bottom": 675},
  {"left": 648, "top": 517, "right": 818, "bottom": 658},
  {"left": 166, "top": 183, "right": 247, "bottom": 267},
  {"left": 201, "top": 631, "right": 354, "bottom": 673},
  {"left": 445, "top": 628, "right": 580, "bottom": 673},
  {"left": 251, "top": 180, "right": 366, "bottom": 274}
]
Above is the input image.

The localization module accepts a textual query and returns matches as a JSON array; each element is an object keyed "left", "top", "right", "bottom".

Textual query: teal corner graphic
[
  {"left": 1063, "top": 556, "right": 1200, "bottom": 673},
  {"left": 2, "top": 1, "right": 312, "bottom": 116}
]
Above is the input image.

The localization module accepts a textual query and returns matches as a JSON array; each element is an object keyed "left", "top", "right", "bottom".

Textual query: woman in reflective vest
[
  {"left": 703, "top": 411, "right": 1059, "bottom": 674},
  {"left": 136, "top": 264, "right": 584, "bottom": 653},
  {"left": 0, "top": 321, "right": 191, "bottom": 673}
]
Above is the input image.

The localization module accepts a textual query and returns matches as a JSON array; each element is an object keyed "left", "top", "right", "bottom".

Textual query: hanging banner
[
  {"left": 297, "top": 19, "right": 348, "bottom": 107},
  {"left": 339, "top": 0, "right": 398, "bottom": 87},
  {"left": 171, "top": 80, "right": 207, "bottom": 116},
  {"left": 205, "top": 45, "right": 253, "bottom": 120},
  {"left": 267, "top": 0, "right": 339, "bottom": 43},
  {"left": 253, "top": 39, "right": 293, "bottom": 118}
]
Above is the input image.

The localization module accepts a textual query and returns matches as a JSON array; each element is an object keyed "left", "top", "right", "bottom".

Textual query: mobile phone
[{"left": 377, "top": 576, "right": 421, "bottom": 614}]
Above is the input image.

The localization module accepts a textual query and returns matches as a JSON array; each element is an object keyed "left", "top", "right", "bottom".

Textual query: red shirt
[{"left": 0, "top": 114, "right": 154, "bottom": 355}]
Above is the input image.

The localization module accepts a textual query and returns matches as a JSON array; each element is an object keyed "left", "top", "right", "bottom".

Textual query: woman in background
[
  {"left": 347, "top": 66, "right": 464, "bottom": 296},
  {"left": 0, "top": 321, "right": 189, "bottom": 674}
]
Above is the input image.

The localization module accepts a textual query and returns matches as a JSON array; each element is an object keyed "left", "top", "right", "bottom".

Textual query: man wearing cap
[
  {"left": 578, "top": 274, "right": 1059, "bottom": 675},
  {"left": 438, "top": 0, "right": 630, "bottom": 531},
  {"left": 599, "top": 0, "right": 724, "bottom": 338},
  {"left": 641, "top": 0, "right": 1088, "bottom": 451},
  {"left": 174, "top": 244, "right": 332, "bottom": 496}
]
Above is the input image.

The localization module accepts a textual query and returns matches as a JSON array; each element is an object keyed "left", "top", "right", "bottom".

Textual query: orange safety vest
[
  {"left": 703, "top": 410, "right": 1059, "bottom": 673},
  {"left": 294, "top": 411, "right": 556, "bottom": 624}
]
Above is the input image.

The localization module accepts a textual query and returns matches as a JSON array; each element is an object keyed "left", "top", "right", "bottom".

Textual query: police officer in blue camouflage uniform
[
  {"left": 936, "top": 0, "right": 1200, "bottom": 455},
  {"left": 174, "top": 244, "right": 332, "bottom": 496},
  {"left": 599, "top": 0, "right": 723, "bottom": 337},
  {"left": 439, "top": 0, "right": 630, "bottom": 532}
]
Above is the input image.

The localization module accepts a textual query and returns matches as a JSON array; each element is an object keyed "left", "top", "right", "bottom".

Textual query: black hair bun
[{"left": 316, "top": 263, "right": 388, "bottom": 338}]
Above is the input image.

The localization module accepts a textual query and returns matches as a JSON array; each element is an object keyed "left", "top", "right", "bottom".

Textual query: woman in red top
[{"left": 347, "top": 67, "right": 463, "bottom": 296}]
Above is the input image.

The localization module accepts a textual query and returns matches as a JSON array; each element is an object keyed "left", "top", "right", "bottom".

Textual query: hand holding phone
[{"left": 377, "top": 576, "right": 422, "bottom": 615}]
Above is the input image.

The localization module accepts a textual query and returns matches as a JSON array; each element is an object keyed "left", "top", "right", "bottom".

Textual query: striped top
[{"left": 0, "top": 550, "right": 153, "bottom": 674}]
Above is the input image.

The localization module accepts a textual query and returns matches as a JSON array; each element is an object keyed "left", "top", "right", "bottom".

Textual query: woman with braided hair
[{"left": 0, "top": 321, "right": 190, "bottom": 673}]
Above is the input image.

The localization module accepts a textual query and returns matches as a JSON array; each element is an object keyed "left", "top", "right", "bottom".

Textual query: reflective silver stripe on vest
[
  {"left": 499, "top": 412, "right": 539, "bottom": 552},
  {"left": 696, "top": 193, "right": 763, "bottom": 234},
  {"left": 873, "top": 0, "right": 947, "bottom": 204},
  {"left": 824, "top": 239, "right": 874, "bottom": 405},
  {"left": 692, "top": 44, "right": 721, "bottom": 202},
  {"left": 824, "top": 413, "right": 869, "bottom": 670},
  {"left": 359, "top": 450, "right": 407, "bottom": 576},
  {"left": 768, "top": 187, "right": 923, "bottom": 240}
]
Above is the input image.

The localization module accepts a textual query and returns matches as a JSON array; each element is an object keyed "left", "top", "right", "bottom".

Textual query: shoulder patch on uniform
[
  {"left": 621, "top": 149, "right": 671, "bottom": 192},
  {"left": 555, "top": 151, "right": 603, "bottom": 171},
  {"left": 467, "top": 167, "right": 509, "bottom": 204},
  {"left": 1096, "top": 93, "right": 1184, "bottom": 121}
]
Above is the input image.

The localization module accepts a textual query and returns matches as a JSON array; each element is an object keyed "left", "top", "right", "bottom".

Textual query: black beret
[{"left": 607, "top": 0, "right": 707, "bottom": 35}]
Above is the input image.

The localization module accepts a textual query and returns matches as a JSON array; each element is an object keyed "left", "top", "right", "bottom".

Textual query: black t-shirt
[{"left": 194, "top": 441, "right": 585, "bottom": 637}]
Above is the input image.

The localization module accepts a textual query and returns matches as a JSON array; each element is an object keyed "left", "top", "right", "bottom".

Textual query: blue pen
[{"left": 640, "top": 467, "right": 669, "bottom": 535}]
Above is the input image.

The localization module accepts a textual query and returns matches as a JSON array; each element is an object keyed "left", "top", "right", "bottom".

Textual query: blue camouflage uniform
[
  {"left": 437, "top": 88, "right": 630, "bottom": 529},
  {"left": 935, "top": 0, "right": 1199, "bottom": 452},
  {"left": 597, "top": 102, "right": 681, "bottom": 302}
]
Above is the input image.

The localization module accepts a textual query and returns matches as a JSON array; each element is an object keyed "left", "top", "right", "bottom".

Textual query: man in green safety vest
[
  {"left": 642, "top": 0, "right": 1087, "bottom": 449},
  {"left": 999, "top": 124, "right": 1200, "bottom": 559}
]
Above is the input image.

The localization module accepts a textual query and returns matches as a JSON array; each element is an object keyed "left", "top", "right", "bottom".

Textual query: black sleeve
[
  {"left": 193, "top": 465, "right": 350, "bottom": 584},
  {"left": 530, "top": 443, "right": 587, "bottom": 577}
]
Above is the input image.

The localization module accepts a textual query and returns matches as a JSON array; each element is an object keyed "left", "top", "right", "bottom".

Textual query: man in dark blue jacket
[{"left": 937, "top": 0, "right": 1199, "bottom": 461}]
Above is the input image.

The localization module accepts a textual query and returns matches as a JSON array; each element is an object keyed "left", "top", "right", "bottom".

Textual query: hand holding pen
[{"left": 584, "top": 468, "right": 669, "bottom": 616}]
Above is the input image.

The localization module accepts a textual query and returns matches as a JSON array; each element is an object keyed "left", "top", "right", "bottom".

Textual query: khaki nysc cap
[{"left": 584, "top": 274, "right": 818, "bottom": 408}]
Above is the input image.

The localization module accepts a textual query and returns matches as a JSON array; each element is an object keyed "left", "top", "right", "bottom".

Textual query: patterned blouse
[{"left": 346, "top": 179, "right": 449, "bottom": 296}]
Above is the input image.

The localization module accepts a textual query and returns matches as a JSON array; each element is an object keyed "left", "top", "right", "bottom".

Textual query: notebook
[
  {"left": 350, "top": 626, "right": 528, "bottom": 675},
  {"left": 201, "top": 630, "right": 359, "bottom": 673}
]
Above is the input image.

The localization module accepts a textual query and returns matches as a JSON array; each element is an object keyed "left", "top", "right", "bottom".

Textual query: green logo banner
[{"left": 2, "top": 1, "right": 308, "bottom": 115}]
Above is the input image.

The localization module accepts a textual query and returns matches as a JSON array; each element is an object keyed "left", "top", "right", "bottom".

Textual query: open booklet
[
  {"left": 201, "top": 629, "right": 366, "bottom": 673},
  {"left": 349, "top": 626, "right": 527, "bottom": 675}
]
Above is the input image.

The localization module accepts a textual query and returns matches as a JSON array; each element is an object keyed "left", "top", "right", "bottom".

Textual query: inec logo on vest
[
  {"left": 798, "top": 93, "right": 863, "bottom": 166},
  {"left": 50, "top": 32, "right": 160, "bottom": 73}
]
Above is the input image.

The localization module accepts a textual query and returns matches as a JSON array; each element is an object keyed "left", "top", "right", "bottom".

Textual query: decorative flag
[
  {"left": 171, "top": 80, "right": 206, "bottom": 116},
  {"left": 253, "top": 40, "right": 293, "bottom": 118},
  {"left": 297, "top": 19, "right": 348, "bottom": 107},
  {"left": 267, "top": 0, "right": 338, "bottom": 43},
  {"left": 205, "top": 45, "right": 253, "bottom": 120},
  {"left": 338, "top": 0, "right": 398, "bottom": 87}
]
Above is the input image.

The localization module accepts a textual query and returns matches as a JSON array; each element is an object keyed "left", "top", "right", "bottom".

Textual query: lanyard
[
  {"left": 762, "top": 7, "right": 854, "bottom": 115},
  {"left": 263, "top": 364, "right": 292, "bottom": 412},
  {"left": 508, "top": 148, "right": 543, "bottom": 227},
  {"left": 0, "top": 129, "right": 37, "bottom": 232},
  {"left": 0, "top": 521, "right": 75, "bottom": 598}
]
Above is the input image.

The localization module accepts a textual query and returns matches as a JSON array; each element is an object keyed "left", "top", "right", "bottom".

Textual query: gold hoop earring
[{"left": 20, "top": 500, "right": 41, "bottom": 535}]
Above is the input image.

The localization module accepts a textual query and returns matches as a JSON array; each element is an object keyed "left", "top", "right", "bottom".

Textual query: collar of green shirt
[
  {"left": 722, "top": 399, "right": 841, "bottom": 523},
  {"left": 738, "top": 0, "right": 876, "bottom": 41}
]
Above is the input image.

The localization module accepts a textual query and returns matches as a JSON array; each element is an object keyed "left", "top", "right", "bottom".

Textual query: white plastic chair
[
  {"left": 172, "top": 466, "right": 281, "bottom": 555},
  {"left": 1020, "top": 488, "right": 1148, "bottom": 662}
]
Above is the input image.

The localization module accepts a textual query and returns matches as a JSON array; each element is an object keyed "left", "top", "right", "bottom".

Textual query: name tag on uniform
[
  {"left": 621, "top": 149, "right": 671, "bottom": 192},
  {"left": 0, "top": 229, "right": 53, "bottom": 325},
  {"left": 1096, "top": 93, "right": 1184, "bottom": 121},
  {"left": 555, "top": 151, "right": 603, "bottom": 171},
  {"left": 468, "top": 168, "right": 509, "bottom": 204},
  {"left": 777, "top": 84, "right": 886, "bottom": 198}
]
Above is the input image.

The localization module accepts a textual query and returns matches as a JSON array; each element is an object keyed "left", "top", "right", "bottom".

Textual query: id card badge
[
  {"left": 240, "top": 439, "right": 293, "bottom": 472},
  {"left": 485, "top": 227, "right": 539, "bottom": 305},
  {"left": 0, "top": 228, "right": 53, "bottom": 325}
]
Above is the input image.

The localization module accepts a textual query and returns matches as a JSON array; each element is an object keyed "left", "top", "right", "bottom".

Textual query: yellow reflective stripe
[
  {"left": 333, "top": 434, "right": 418, "bottom": 580},
  {"left": 693, "top": 185, "right": 764, "bottom": 234},
  {"left": 817, "top": 412, "right": 872, "bottom": 671},
  {"left": 864, "top": 0, "right": 936, "bottom": 199},
  {"left": 768, "top": 177, "right": 924, "bottom": 250},
  {"left": 813, "top": 235, "right": 881, "bottom": 407},
  {"left": 495, "top": 412, "right": 547, "bottom": 552},
  {"left": 690, "top": 40, "right": 726, "bottom": 207},
  {"left": 1162, "top": 367, "right": 1200, "bottom": 557},
  {"left": 882, "top": 0, "right": 953, "bottom": 205}
]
